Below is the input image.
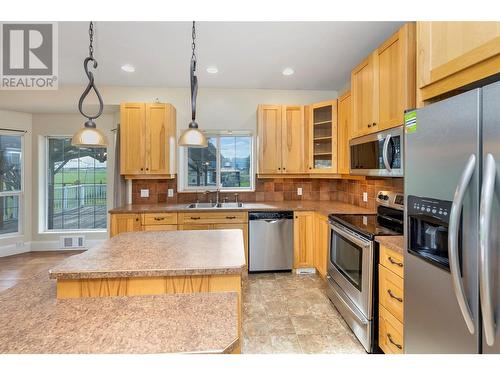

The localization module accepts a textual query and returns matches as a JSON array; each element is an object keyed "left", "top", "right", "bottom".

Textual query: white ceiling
[{"left": 58, "top": 21, "right": 404, "bottom": 90}]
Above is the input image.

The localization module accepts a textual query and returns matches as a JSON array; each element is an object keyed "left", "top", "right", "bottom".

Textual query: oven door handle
[
  {"left": 382, "top": 134, "right": 392, "bottom": 172},
  {"left": 448, "top": 153, "right": 476, "bottom": 335},
  {"left": 329, "top": 223, "right": 371, "bottom": 248}
]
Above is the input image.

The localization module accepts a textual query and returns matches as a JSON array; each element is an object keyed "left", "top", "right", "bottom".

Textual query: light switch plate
[
  {"left": 167, "top": 188, "right": 174, "bottom": 198},
  {"left": 140, "top": 189, "right": 149, "bottom": 198},
  {"left": 297, "top": 187, "right": 303, "bottom": 196},
  {"left": 363, "top": 192, "right": 368, "bottom": 202}
]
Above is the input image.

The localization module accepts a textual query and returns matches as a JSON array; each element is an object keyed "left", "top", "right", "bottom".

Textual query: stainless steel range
[{"left": 326, "top": 191, "right": 404, "bottom": 352}]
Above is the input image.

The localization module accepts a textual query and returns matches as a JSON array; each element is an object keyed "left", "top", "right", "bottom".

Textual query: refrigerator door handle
[
  {"left": 382, "top": 134, "right": 392, "bottom": 172},
  {"left": 449, "top": 153, "right": 476, "bottom": 335},
  {"left": 480, "top": 153, "right": 497, "bottom": 346}
]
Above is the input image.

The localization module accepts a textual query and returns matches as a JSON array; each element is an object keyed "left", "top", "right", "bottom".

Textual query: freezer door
[
  {"left": 481, "top": 81, "right": 500, "bottom": 354},
  {"left": 404, "top": 89, "right": 480, "bottom": 353}
]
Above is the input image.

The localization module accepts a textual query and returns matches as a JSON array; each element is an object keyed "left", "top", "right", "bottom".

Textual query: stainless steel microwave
[{"left": 349, "top": 126, "right": 404, "bottom": 177}]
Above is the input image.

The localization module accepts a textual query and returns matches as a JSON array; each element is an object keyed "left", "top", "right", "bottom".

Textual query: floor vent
[
  {"left": 59, "top": 236, "right": 85, "bottom": 249},
  {"left": 295, "top": 268, "right": 316, "bottom": 275}
]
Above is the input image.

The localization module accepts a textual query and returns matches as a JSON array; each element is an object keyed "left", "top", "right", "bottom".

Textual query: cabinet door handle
[
  {"left": 388, "top": 256, "right": 403, "bottom": 267},
  {"left": 372, "top": 122, "right": 377, "bottom": 127},
  {"left": 140, "top": 168, "right": 144, "bottom": 171},
  {"left": 278, "top": 167, "right": 281, "bottom": 170},
  {"left": 146, "top": 168, "right": 149, "bottom": 171},
  {"left": 368, "top": 123, "right": 372, "bottom": 128},
  {"left": 226, "top": 216, "right": 236, "bottom": 219},
  {"left": 387, "top": 289, "right": 403, "bottom": 303},
  {"left": 154, "top": 217, "right": 165, "bottom": 221},
  {"left": 190, "top": 217, "right": 201, "bottom": 220},
  {"left": 387, "top": 333, "right": 402, "bottom": 350},
  {"left": 135, "top": 218, "right": 139, "bottom": 222}
]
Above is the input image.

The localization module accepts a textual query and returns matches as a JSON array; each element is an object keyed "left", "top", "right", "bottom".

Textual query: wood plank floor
[{"left": 0, "top": 251, "right": 83, "bottom": 292}]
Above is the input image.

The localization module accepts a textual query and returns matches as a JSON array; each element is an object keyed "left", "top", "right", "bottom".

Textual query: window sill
[
  {"left": 178, "top": 189, "right": 255, "bottom": 194},
  {"left": 40, "top": 229, "right": 108, "bottom": 235}
]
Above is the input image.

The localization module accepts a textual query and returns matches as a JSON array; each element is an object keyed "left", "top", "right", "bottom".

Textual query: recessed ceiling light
[
  {"left": 206, "top": 66, "right": 218, "bottom": 74},
  {"left": 121, "top": 64, "right": 135, "bottom": 73},
  {"left": 282, "top": 67, "right": 295, "bottom": 76}
]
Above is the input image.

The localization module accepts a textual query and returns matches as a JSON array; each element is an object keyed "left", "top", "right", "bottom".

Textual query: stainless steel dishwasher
[{"left": 248, "top": 211, "right": 294, "bottom": 272}]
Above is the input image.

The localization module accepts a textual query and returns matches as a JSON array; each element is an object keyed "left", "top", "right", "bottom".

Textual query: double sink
[{"left": 186, "top": 202, "right": 245, "bottom": 209}]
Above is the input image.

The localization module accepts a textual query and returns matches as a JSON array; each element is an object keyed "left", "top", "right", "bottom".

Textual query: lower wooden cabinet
[
  {"left": 379, "top": 304, "right": 404, "bottom": 354},
  {"left": 378, "top": 244, "right": 405, "bottom": 354},
  {"left": 293, "top": 211, "right": 315, "bottom": 268},
  {"left": 313, "top": 213, "right": 329, "bottom": 278},
  {"left": 110, "top": 214, "right": 142, "bottom": 237}
]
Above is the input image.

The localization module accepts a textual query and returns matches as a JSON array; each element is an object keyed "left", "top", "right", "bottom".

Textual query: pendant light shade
[
  {"left": 71, "top": 120, "right": 108, "bottom": 148},
  {"left": 72, "top": 21, "right": 107, "bottom": 148},
  {"left": 179, "top": 21, "right": 208, "bottom": 148}
]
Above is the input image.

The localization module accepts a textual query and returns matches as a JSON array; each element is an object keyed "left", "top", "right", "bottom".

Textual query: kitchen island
[{"left": 0, "top": 274, "right": 239, "bottom": 354}]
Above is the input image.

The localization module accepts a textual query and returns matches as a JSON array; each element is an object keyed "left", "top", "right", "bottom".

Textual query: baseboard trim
[
  {"left": 0, "top": 239, "right": 105, "bottom": 257},
  {"left": 0, "top": 242, "right": 31, "bottom": 257}
]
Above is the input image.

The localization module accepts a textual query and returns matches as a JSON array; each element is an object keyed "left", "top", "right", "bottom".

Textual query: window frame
[
  {"left": 179, "top": 131, "right": 255, "bottom": 193},
  {"left": 43, "top": 135, "right": 108, "bottom": 233},
  {"left": 0, "top": 131, "right": 24, "bottom": 238}
]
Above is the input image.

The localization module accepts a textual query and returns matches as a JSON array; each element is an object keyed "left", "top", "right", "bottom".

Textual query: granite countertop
[
  {"left": 109, "top": 200, "right": 375, "bottom": 218},
  {"left": 49, "top": 229, "right": 246, "bottom": 280},
  {"left": 0, "top": 275, "right": 238, "bottom": 354},
  {"left": 375, "top": 235, "right": 404, "bottom": 255}
]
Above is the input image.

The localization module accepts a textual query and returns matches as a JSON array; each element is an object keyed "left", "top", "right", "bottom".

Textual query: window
[
  {"left": 182, "top": 133, "right": 253, "bottom": 191},
  {"left": 0, "top": 133, "right": 23, "bottom": 236},
  {"left": 46, "top": 137, "right": 107, "bottom": 231}
]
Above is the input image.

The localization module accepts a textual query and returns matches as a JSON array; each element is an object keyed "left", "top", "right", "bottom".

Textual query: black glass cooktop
[{"left": 328, "top": 206, "right": 404, "bottom": 240}]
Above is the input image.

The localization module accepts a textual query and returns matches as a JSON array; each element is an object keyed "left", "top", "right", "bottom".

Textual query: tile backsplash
[{"left": 131, "top": 176, "right": 403, "bottom": 210}]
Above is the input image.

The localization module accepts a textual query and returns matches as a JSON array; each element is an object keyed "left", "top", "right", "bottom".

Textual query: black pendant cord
[
  {"left": 189, "top": 21, "right": 198, "bottom": 128},
  {"left": 78, "top": 21, "right": 104, "bottom": 127}
]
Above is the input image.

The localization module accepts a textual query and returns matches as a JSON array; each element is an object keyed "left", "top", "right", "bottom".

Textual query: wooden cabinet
[
  {"left": 417, "top": 22, "right": 500, "bottom": 103},
  {"left": 257, "top": 105, "right": 282, "bottom": 174},
  {"left": 257, "top": 105, "right": 305, "bottom": 174},
  {"left": 351, "top": 23, "right": 416, "bottom": 138},
  {"left": 141, "top": 212, "right": 178, "bottom": 232},
  {"left": 337, "top": 92, "right": 351, "bottom": 175},
  {"left": 378, "top": 244, "right": 405, "bottom": 354},
  {"left": 110, "top": 214, "right": 142, "bottom": 237},
  {"left": 351, "top": 53, "right": 378, "bottom": 138},
  {"left": 313, "top": 213, "right": 329, "bottom": 278},
  {"left": 293, "top": 211, "right": 314, "bottom": 268},
  {"left": 120, "top": 103, "right": 176, "bottom": 178},
  {"left": 306, "top": 100, "right": 338, "bottom": 174}
]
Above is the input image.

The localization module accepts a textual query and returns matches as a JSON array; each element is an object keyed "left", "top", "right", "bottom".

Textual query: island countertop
[
  {"left": 108, "top": 200, "right": 375, "bottom": 218},
  {"left": 0, "top": 275, "right": 238, "bottom": 354},
  {"left": 49, "top": 229, "right": 246, "bottom": 280}
]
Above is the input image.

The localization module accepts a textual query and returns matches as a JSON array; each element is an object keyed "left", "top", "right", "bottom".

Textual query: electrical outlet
[
  {"left": 297, "top": 187, "right": 303, "bottom": 196},
  {"left": 363, "top": 192, "right": 368, "bottom": 202},
  {"left": 15, "top": 241, "right": 24, "bottom": 249},
  {"left": 167, "top": 188, "right": 174, "bottom": 198},
  {"left": 140, "top": 189, "right": 149, "bottom": 198}
]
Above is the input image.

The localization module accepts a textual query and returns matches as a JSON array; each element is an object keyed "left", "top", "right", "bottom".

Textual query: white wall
[
  {"left": 0, "top": 110, "right": 33, "bottom": 256},
  {"left": 30, "top": 113, "right": 116, "bottom": 248}
]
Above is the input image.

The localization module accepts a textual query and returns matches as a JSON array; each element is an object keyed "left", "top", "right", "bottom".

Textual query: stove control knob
[{"left": 378, "top": 194, "right": 384, "bottom": 200}]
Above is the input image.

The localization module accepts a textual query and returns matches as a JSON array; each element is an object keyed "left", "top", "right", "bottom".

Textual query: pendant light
[
  {"left": 71, "top": 21, "right": 108, "bottom": 148},
  {"left": 178, "top": 21, "right": 208, "bottom": 148}
]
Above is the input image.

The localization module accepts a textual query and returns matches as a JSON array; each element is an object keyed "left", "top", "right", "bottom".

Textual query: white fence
[{"left": 53, "top": 184, "right": 106, "bottom": 213}]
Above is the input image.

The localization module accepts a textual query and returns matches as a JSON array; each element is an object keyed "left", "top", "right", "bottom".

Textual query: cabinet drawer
[
  {"left": 142, "top": 212, "right": 178, "bottom": 225},
  {"left": 379, "top": 305, "right": 404, "bottom": 354},
  {"left": 379, "top": 265, "right": 404, "bottom": 323},
  {"left": 380, "top": 245, "right": 404, "bottom": 278},
  {"left": 143, "top": 224, "right": 177, "bottom": 231},
  {"left": 178, "top": 211, "right": 247, "bottom": 224}
]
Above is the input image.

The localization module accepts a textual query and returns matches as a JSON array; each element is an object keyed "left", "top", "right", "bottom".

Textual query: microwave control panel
[{"left": 407, "top": 195, "right": 452, "bottom": 222}]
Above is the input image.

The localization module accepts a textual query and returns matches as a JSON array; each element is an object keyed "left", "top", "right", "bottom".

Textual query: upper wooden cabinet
[
  {"left": 337, "top": 92, "right": 351, "bottom": 175},
  {"left": 417, "top": 22, "right": 500, "bottom": 104},
  {"left": 257, "top": 104, "right": 305, "bottom": 174},
  {"left": 306, "top": 100, "right": 338, "bottom": 174},
  {"left": 351, "top": 23, "right": 416, "bottom": 138},
  {"left": 120, "top": 103, "right": 176, "bottom": 178}
]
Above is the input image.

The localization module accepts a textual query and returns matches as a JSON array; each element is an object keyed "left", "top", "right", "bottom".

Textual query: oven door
[
  {"left": 349, "top": 126, "right": 403, "bottom": 177},
  {"left": 328, "top": 222, "right": 374, "bottom": 318}
]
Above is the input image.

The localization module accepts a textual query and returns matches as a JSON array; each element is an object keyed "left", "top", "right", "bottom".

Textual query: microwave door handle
[
  {"left": 383, "top": 134, "right": 392, "bottom": 172},
  {"left": 480, "top": 153, "right": 496, "bottom": 346},
  {"left": 449, "top": 153, "right": 476, "bottom": 335}
]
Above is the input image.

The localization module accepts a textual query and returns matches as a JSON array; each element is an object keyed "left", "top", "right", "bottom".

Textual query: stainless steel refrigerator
[{"left": 404, "top": 80, "right": 500, "bottom": 354}]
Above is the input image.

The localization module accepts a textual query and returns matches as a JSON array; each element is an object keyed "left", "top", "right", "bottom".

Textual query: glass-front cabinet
[{"left": 307, "top": 100, "right": 338, "bottom": 173}]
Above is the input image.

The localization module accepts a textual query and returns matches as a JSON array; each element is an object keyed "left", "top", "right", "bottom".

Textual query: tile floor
[
  {"left": 0, "top": 252, "right": 366, "bottom": 354},
  {"left": 241, "top": 272, "right": 366, "bottom": 354}
]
